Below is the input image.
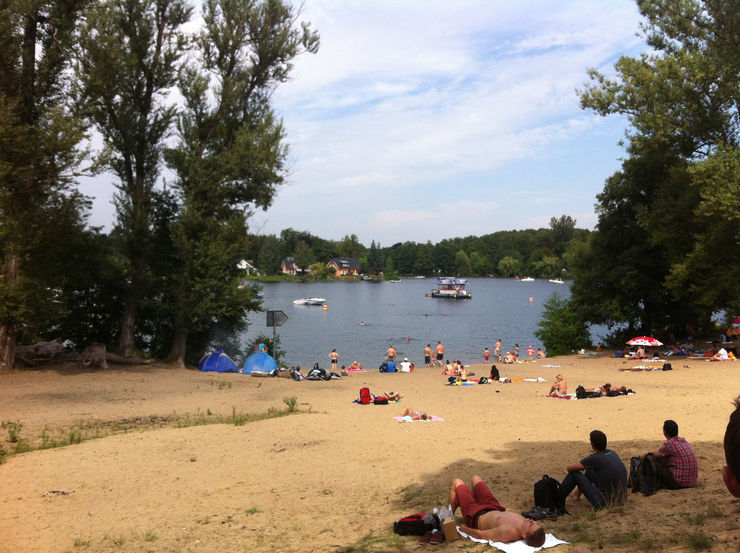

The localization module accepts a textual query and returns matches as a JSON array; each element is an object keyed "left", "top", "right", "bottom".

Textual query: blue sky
[{"left": 79, "top": 0, "right": 647, "bottom": 247}]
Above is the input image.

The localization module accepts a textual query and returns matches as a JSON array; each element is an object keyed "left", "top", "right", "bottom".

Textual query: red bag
[{"left": 359, "top": 387, "right": 373, "bottom": 405}]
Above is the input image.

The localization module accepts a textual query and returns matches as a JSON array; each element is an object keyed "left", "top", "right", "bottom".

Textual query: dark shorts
[
  {"left": 424, "top": 356, "right": 431, "bottom": 364},
  {"left": 437, "top": 352, "right": 444, "bottom": 360},
  {"left": 455, "top": 481, "right": 505, "bottom": 528}
]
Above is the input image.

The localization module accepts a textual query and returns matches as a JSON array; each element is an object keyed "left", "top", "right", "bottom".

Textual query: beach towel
[
  {"left": 619, "top": 366, "right": 661, "bottom": 372},
  {"left": 456, "top": 528, "right": 567, "bottom": 552},
  {"left": 547, "top": 394, "right": 574, "bottom": 400},
  {"left": 394, "top": 415, "right": 444, "bottom": 422}
]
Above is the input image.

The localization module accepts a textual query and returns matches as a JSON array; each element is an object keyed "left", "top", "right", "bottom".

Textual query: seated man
[
  {"left": 399, "top": 358, "right": 412, "bottom": 372},
  {"left": 450, "top": 475, "right": 545, "bottom": 547},
  {"left": 724, "top": 396, "right": 740, "bottom": 497},
  {"left": 710, "top": 347, "right": 729, "bottom": 361},
  {"left": 641, "top": 419, "right": 698, "bottom": 489},
  {"left": 549, "top": 374, "right": 567, "bottom": 396},
  {"left": 537, "top": 348, "right": 546, "bottom": 359},
  {"left": 560, "top": 430, "right": 627, "bottom": 508}
]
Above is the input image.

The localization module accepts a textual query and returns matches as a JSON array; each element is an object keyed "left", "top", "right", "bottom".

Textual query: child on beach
[{"left": 484, "top": 347, "right": 490, "bottom": 362}]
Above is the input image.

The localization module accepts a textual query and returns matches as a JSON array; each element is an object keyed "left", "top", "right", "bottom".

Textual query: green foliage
[
  {"left": 249, "top": 334, "right": 285, "bottom": 365},
  {"left": 535, "top": 293, "right": 591, "bottom": 356},
  {"left": 2, "top": 420, "right": 23, "bottom": 443},
  {"left": 283, "top": 396, "right": 298, "bottom": 412}
]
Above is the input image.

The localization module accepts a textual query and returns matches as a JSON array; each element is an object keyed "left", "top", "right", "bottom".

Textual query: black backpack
[
  {"left": 533, "top": 474, "right": 568, "bottom": 514},
  {"left": 629, "top": 453, "right": 660, "bottom": 496},
  {"left": 393, "top": 513, "right": 440, "bottom": 535}
]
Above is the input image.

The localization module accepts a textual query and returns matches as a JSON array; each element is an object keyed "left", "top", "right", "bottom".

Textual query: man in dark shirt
[{"left": 559, "top": 430, "right": 627, "bottom": 508}]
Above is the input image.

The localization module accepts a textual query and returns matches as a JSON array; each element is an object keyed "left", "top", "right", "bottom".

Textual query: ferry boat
[{"left": 427, "top": 277, "right": 472, "bottom": 299}]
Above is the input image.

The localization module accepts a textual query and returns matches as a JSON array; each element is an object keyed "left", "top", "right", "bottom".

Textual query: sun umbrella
[{"left": 626, "top": 336, "right": 663, "bottom": 347}]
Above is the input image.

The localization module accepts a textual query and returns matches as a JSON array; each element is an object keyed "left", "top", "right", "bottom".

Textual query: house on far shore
[
  {"left": 237, "top": 259, "right": 259, "bottom": 275},
  {"left": 327, "top": 257, "right": 360, "bottom": 276},
  {"left": 281, "top": 256, "right": 301, "bottom": 275}
]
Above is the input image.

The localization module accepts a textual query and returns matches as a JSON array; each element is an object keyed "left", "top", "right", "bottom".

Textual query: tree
[
  {"left": 0, "top": 0, "right": 88, "bottom": 369},
  {"left": 548, "top": 215, "right": 576, "bottom": 257},
  {"left": 293, "top": 240, "right": 315, "bottom": 273},
  {"left": 337, "top": 234, "right": 364, "bottom": 258},
  {"left": 163, "top": 0, "right": 318, "bottom": 366},
  {"left": 76, "top": 0, "right": 192, "bottom": 356},
  {"left": 535, "top": 293, "right": 592, "bottom": 356},
  {"left": 367, "top": 240, "right": 383, "bottom": 274},
  {"left": 497, "top": 256, "right": 521, "bottom": 278}
]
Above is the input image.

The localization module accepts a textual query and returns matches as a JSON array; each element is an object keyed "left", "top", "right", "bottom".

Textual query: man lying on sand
[{"left": 450, "top": 475, "right": 546, "bottom": 547}]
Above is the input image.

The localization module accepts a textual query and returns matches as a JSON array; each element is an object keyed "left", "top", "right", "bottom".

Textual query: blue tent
[
  {"left": 198, "top": 350, "right": 239, "bottom": 373},
  {"left": 242, "top": 351, "right": 278, "bottom": 375}
]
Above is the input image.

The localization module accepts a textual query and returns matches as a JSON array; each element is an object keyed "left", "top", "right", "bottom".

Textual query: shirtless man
[
  {"left": 549, "top": 374, "right": 567, "bottom": 396},
  {"left": 450, "top": 476, "right": 545, "bottom": 547},
  {"left": 494, "top": 339, "right": 502, "bottom": 361},
  {"left": 424, "top": 344, "right": 432, "bottom": 366},
  {"left": 386, "top": 345, "right": 397, "bottom": 361},
  {"left": 435, "top": 341, "right": 445, "bottom": 366}
]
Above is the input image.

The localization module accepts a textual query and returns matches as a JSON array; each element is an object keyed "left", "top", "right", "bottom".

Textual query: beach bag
[
  {"left": 576, "top": 385, "right": 587, "bottom": 399},
  {"left": 373, "top": 396, "right": 389, "bottom": 405},
  {"left": 629, "top": 453, "right": 660, "bottom": 496},
  {"left": 359, "top": 387, "right": 373, "bottom": 405},
  {"left": 662, "top": 362, "right": 672, "bottom": 371},
  {"left": 533, "top": 475, "right": 567, "bottom": 514},
  {"left": 478, "top": 377, "right": 488, "bottom": 384},
  {"left": 379, "top": 362, "right": 389, "bottom": 373},
  {"left": 393, "top": 513, "right": 440, "bottom": 536}
]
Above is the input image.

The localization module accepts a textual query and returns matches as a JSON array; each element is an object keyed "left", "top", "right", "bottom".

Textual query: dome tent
[
  {"left": 242, "top": 351, "right": 278, "bottom": 375},
  {"left": 198, "top": 350, "right": 239, "bottom": 372}
]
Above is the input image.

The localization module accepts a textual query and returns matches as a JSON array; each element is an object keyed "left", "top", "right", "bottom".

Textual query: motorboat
[
  {"left": 428, "top": 277, "right": 471, "bottom": 299},
  {"left": 292, "top": 298, "right": 326, "bottom": 305},
  {"left": 388, "top": 279, "right": 403, "bottom": 283},
  {"left": 548, "top": 278, "right": 564, "bottom": 284},
  {"left": 520, "top": 277, "right": 535, "bottom": 282}
]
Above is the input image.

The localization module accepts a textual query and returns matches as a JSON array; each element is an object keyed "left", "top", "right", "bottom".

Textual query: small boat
[
  {"left": 520, "top": 277, "right": 535, "bottom": 282},
  {"left": 415, "top": 275, "right": 425, "bottom": 279},
  {"left": 548, "top": 278, "right": 564, "bottom": 284},
  {"left": 428, "top": 277, "right": 472, "bottom": 299},
  {"left": 388, "top": 279, "right": 403, "bottom": 283},
  {"left": 292, "top": 297, "right": 326, "bottom": 305}
]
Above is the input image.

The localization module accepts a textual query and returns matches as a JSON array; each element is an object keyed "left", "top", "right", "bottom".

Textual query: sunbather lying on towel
[
  {"left": 402, "top": 408, "right": 428, "bottom": 420},
  {"left": 450, "top": 475, "right": 545, "bottom": 547}
]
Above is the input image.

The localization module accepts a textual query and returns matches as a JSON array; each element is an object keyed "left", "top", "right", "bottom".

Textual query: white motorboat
[
  {"left": 292, "top": 297, "right": 326, "bottom": 305},
  {"left": 520, "top": 277, "right": 535, "bottom": 282},
  {"left": 548, "top": 278, "right": 564, "bottom": 284},
  {"left": 428, "top": 277, "right": 472, "bottom": 299}
]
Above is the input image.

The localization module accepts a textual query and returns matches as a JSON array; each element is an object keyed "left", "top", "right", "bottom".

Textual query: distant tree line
[{"left": 251, "top": 215, "right": 588, "bottom": 279}]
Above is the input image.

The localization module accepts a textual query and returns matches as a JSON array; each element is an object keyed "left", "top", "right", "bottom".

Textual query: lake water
[{"left": 240, "top": 278, "right": 598, "bottom": 368}]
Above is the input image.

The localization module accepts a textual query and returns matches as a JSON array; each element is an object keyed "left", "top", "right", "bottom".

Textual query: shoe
[
  {"left": 429, "top": 531, "right": 445, "bottom": 545},
  {"left": 542, "top": 507, "right": 559, "bottom": 520},
  {"left": 419, "top": 531, "right": 433, "bottom": 545}
]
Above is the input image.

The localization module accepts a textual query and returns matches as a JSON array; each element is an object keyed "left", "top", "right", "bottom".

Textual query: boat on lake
[
  {"left": 548, "top": 278, "right": 564, "bottom": 284},
  {"left": 292, "top": 297, "right": 326, "bottom": 305},
  {"left": 427, "top": 277, "right": 472, "bottom": 299},
  {"left": 520, "top": 277, "right": 535, "bottom": 282}
]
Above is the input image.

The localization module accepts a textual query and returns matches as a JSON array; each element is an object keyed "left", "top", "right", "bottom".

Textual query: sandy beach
[{"left": 0, "top": 353, "right": 738, "bottom": 553}]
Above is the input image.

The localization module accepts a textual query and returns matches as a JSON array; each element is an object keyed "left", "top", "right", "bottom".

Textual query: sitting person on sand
[
  {"left": 450, "top": 475, "right": 545, "bottom": 547},
  {"left": 640, "top": 419, "right": 698, "bottom": 489},
  {"left": 537, "top": 348, "right": 546, "bottom": 359},
  {"left": 347, "top": 360, "right": 364, "bottom": 371},
  {"left": 636, "top": 346, "right": 646, "bottom": 359},
  {"left": 710, "top": 347, "right": 729, "bottom": 361},
  {"left": 441, "top": 360, "right": 455, "bottom": 375},
  {"left": 503, "top": 352, "right": 515, "bottom": 364},
  {"left": 402, "top": 408, "right": 429, "bottom": 420},
  {"left": 549, "top": 374, "right": 568, "bottom": 396},
  {"left": 456, "top": 363, "right": 469, "bottom": 382}
]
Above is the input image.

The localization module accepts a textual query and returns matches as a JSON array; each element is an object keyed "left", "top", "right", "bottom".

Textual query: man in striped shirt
[{"left": 642, "top": 419, "right": 698, "bottom": 489}]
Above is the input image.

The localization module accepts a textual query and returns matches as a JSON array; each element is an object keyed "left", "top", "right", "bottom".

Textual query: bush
[{"left": 535, "top": 293, "right": 591, "bottom": 356}]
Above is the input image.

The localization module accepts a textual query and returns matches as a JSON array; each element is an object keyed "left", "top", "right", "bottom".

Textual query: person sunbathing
[
  {"left": 402, "top": 408, "right": 429, "bottom": 420},
  {"left": 549, "top": 374, "right": 567, "bottom": 396},
  {"left": 710, "top": 348, "right": 729, "bottom": 361},
  {"left": 384, "top": 391, "right": 403, "bottom": 401}
]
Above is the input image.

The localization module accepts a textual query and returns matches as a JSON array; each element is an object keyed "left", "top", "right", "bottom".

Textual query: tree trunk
[
  {"left": 118, "top": 289, "right": 137, "bottom": 357},
  {"left": 166, "top": 328, "right": 188, "bottom": 368},
  {"left": 81, "top": 343, "right": 108, "bottom": 369},
  {"left": 0, "top": 251, "right": 20, "bottom": 371}
]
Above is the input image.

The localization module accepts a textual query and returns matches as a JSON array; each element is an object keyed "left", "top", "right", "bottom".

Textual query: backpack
[
  {"left": 373, "top": 396, "right": 389, "bottom": 405},
  {"left": 379, "top": 362, "right": 388, "bottom": 373},
  {"left": 359, "top": 387, "right": 373, "bottom": 405},
  {"left": 576, "top": 385, "right": 587, "bottom": 399},
  {"left": 393, "top": 513, "right": 440, "bottom": 536},
  {"left": 662, "top": 362, "right": 672, "bottom": 371},
  {"left": 629, "top": 453, "right": 660, "bottom": 496},
  {"left": 533, "top": 474, "right": 567, "bottom": 514}
]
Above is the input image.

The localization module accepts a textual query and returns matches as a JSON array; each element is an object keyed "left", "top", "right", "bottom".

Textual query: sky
[{"left": 79, "top": 0, "right": 648, "bottom": 247}]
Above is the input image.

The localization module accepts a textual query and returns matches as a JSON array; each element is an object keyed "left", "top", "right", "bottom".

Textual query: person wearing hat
[{"left": 399, "top": 358, "right": 412, "bottom": 372}]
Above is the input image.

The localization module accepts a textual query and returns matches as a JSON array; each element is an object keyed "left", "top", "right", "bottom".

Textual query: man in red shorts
[{"left": 449, "top": 475, "right": 545, "bottom": 547}]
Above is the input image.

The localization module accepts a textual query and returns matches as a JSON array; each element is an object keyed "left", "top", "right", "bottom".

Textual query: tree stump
[{"left": 81, "top": 343, "right": 108, "bottom": 369}]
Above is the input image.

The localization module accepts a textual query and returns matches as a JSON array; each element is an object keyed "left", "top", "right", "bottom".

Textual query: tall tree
[
  {"left": 0, "top": 0, "right": 88, "bottom": 369},
  {"left": 163, "top": 0, "right": 319, "bottom": 366},
  {"left": 76, "top": 0, "right": 191, "bottom": 356}
]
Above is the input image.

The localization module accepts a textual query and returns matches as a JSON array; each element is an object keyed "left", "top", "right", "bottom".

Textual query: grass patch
[
  {"left": 640, "top": 537, "right": 656, "bottom": 550},
  {"left": 245, "top": 507, "right": 261, "bottom": 515},
  {"left": 72, "top": 538, "right": 89, "bottom": 547},
  {"left": 686, "top": 512, "right": 707, "bottom": 525},
  {"left": 143, "top": 531, "right": 157, "bottom": 542},
  {"left": 685, "top": 532, "right": 714, "bottom": 550},
  {"left": 610, "top": 529, "right": 640, "bottom": 545},
  {"left": 2, "top": 420, "right": 23, "bottom": 442},
  {"left": 0, "top": 400, "right": 304, "bottom": 461}
]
